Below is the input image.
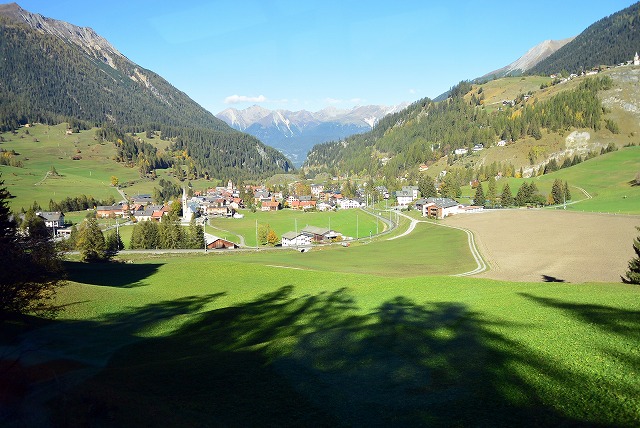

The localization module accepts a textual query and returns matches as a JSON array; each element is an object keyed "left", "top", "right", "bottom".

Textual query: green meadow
[
  {"left": 0, "top": 124, "right": 203, "bottom": 210},
  {"left": 19, "top": 254, "right": 637, "bottom": 427},
  {"left": 208, "top": 208, "right": 387, "bottom": 247},
  {"left": 537, "top": 145, "right": 640, "bottom": 213},
  {"left": 459, "top": 146, "right": 640, "bottom": 213}
]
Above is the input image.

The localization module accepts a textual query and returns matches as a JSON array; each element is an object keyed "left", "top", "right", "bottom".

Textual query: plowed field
[{"left": 445, "top": 209, "right": 639, "bottom": 283}]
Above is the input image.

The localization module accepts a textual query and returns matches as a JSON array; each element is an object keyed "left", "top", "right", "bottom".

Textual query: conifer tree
[
  {"left": 473, "top": 182, "right": 486, "bottom": 206},
  {"left": 564, "top": 181, "right": 571, "bottom": 201},
  {"left": 515, "top": 182, "right": 529, "bottom": 206},
  {"left": 0, "top": 177, "right": 65, "bottom": 317},
  {"left": 500, "top": 182, "right": 513, "bottom": 207},
  {"left": 622, "top": 227, "right": 640, "bottom": 284},
  {"left": 486, "top": 179, "right": 497, "bottom": 207},
  {"left": 551, "top": 179, "right": 564, "bottom": 205},
  {"left": 418, "top": 175, "right": 437, "bottom": 198}
]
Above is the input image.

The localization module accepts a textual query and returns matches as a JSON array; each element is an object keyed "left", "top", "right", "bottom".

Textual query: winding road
[{"left": 391, "top": 211, "right": 487, "bottom": 277}]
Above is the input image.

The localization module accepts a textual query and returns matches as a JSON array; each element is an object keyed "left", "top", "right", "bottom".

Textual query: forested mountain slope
[
  {"left": 304, "top": 72, "right": 634, "bottom": 183},
  {"left": 0, "top": 3, "right": 292, "bottom": 180},
  {"left": 529, "top": 2, "right": 640, "bottom": 75}
]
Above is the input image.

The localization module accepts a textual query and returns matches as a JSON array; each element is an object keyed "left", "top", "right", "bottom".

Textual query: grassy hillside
[
  {"left": 5, "top": 254, "right": 636, "bottom": 426},
  {"left": 0, "top": 123, "right": 204, "bottom": 210},
  {"left": 1, "top": 124, "right": 128, "bottom": 209},
  {"left": 456, "top": 145, "right": 640, "bottom": 213},
  {"left": 537, "top": 145, "right": 640, "bottom": 213}
]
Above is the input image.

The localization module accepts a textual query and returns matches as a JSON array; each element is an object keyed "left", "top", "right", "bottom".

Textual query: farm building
[
  {"left": 301, "top": 225, "right": 340, "bottom": 243},
  {"left": 281, "top": 231, "right": 312, "bottom": 247},
  {"left": 422, "top": 198, "right": 461, "bottom": 219},
  {"left": 206, "top": 236, "right": 238, "bottom": 250}
]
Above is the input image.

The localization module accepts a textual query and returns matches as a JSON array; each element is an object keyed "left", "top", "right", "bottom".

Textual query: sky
[{"left": 15, "top": 0, "right": 640, "bottom": 114}]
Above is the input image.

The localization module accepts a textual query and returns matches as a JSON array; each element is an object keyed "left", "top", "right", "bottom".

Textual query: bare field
[{"left": 445, "top": 209, "right": 640, "bottom": 283}]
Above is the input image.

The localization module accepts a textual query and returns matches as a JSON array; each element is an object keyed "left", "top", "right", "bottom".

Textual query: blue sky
[{"left": 16, "top": 0, "right": 639, "bottom": 114}]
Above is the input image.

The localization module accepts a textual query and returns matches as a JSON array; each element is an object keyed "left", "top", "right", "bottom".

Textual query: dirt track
[{"left": 444, "top": 209, "right": 640, "bottom": 283}]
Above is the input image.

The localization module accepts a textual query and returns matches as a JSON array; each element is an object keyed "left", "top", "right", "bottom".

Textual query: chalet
[
  {"left": 413, "top": 198, "right": 428, "bottom": 212},
  {"left": 96, "top": 205, "right": 122, "bottom": 218},
  {"left": 204, "top": 204, "right": 230, "bottom": 217},
  {"left": 317, "top": 201, "right": 335, "bottom": 212},
  {"left": 206, "top": 235, "right": 238, "bottom": 250},
  {"left": 36, "top": 211, "right": 65, "bottom": 229},
  {"left": 454, "top": 148, "right": 468, "bottom": 155},
  {"left": 311, "top": 184, "right": 325, "bottom": 197},
  {"left": 301, "top": 225, "right": 338, "bottom": 243},
  {"left": 375, "top": 186, "right": 390, "bottom": 199},
  {"left": 151, "top": 206, "right": 169, "bottom": 221},
  {"left": 261, "top": 200, "right": 280, "bottom": 212},
  {"left": 281, "top": 231, "right": 312, "bottom": 247},
  {"left": 133, "top": 207, "right": 155, "bottom": 222},
  {"left": 337, "top": 198, "right": 363, "bottom": 209},
  {"left": 253, "top": 189, "right": 270, "bottom": 204},
  {"left": 130, "top": 194, "right": 153, "bottom": 205},
  {"left": 422, "top": 197, "right": 461, "bottom": 219},
  {"left": 496, "top": 140, "right": 507, "bottom": 147},
  {"left": 419, "top": 164, "right": 429, "bottom": 172},
  {"left": 395, "top": 186, "right": 419, "bottom": 207},
  {"left": 290, "top": 200, "right": 316, "bottom": 210},
  {"left": 472, "top": 144, "right": 484, "bottom": 152}
]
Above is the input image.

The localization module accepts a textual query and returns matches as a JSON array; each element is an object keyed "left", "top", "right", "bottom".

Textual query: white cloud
[
  {"left": 224, "top": 94, "right": 267, "bottom": 104},
  {"left": 325, "top": 97, "right": 343, "bottom": 105},
  {"left": 409, "top": 88, "right": 416, "bottom": 94}
]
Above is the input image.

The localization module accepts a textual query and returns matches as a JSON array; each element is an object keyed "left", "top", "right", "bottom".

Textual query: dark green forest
[
  {"left": 529, "top": 2, "right": 640, "bottom": 75},
  {"left": 0, "top": 15, "right": 292, "bottom": 181}
]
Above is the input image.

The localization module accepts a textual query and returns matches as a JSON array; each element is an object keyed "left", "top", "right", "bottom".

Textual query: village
[{"left": 31, "top": 178, "right": 485, "bottom": 250}]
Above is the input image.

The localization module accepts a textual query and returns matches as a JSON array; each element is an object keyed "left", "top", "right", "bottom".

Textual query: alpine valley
[{"left": 216, "top": 104, "right": 409, "bottom": 167}]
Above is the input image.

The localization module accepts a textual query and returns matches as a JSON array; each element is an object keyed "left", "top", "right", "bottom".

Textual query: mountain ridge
[
  {"left": 480, "top": 37, "right": 575, "bottom": 80},
  {"left": 216, "top": 103, "right": 409, "bottom": 166}
]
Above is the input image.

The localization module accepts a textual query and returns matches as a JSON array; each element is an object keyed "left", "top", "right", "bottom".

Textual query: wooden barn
[{"left": 206, "top": 235, "right": 238, "bottom": 250}]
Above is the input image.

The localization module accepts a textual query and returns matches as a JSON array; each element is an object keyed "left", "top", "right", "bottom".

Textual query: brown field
[{"left": 444, "top": 209, "right": 640, "bottom": 283}]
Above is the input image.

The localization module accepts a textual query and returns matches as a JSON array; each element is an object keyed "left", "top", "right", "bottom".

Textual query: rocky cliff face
[
  {"left": 479, "top": 37, "right": 575, "bottom": 79},
  {"left": 0, "top": 2, "right": 124, "bottom": 69}
]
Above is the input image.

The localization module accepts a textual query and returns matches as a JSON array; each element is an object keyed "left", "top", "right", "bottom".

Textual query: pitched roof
[
  {"left": 425, "top": 197, "right": 459, "bottom": 208},
  {"left": 301, "top": 225, "right": 330, "bottom": 236},
  {"left": 282, "top": 231, "right": 304, "bottom": 240}
]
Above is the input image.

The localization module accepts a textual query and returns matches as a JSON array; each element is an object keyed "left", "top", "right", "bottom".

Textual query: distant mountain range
[
  {"left": 217, "top": 104, "right": 409, "bottom": 166},
  {"left": 0, "top": 2, "right": 292, "bottom": 180}
]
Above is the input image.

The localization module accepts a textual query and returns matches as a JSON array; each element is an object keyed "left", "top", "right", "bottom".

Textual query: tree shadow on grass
[
  {"left": 519, "top": 293, "right": 640, "bottom": 340},
  {"left": 21, "top": 286, "right": 637, "bottom": 427},
  {"left": 1, "top": 291, "right": 226, "bottom": 426},
  {"left": 63, "top": 260, "right": 164, "bottom": 287}
]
